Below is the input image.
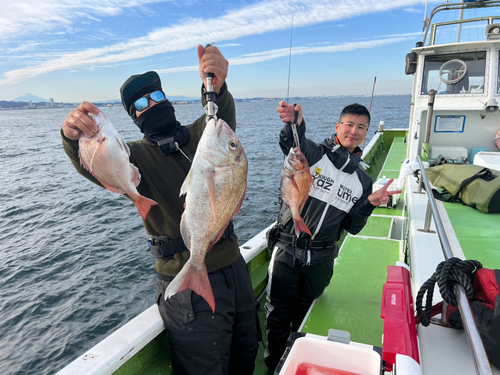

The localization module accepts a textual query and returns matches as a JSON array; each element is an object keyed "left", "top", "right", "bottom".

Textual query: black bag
[{"left": 425, "top": 164, "right": 500, "bottom": 213}]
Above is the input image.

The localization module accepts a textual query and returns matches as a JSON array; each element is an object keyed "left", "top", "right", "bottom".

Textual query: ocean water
[{"left": 0, "top": 96, "right": 411, "bottom": 375}]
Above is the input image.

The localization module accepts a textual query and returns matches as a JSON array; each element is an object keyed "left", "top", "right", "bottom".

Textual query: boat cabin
[{"left": 406, "top": 5, "right": 500, "bottom": 164}]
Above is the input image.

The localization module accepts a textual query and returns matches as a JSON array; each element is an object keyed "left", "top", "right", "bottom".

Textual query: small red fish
[
  {"left": 281, "top": 147, "right": 314, "bottom": 237},
  {"left": 78, "top": 111, "right": 157, "bottom": 220}
]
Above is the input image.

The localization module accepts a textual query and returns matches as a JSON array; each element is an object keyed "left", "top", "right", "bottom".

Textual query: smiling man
[{"left": 263, "top": 102, "right": 401, "bottom": 374}]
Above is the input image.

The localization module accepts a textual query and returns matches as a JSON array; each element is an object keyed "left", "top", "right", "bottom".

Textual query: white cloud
[
  {"left": 0, "top": 0, "right": 423, "bottom": 85},
  {"left": 402, "top": 8, "right": 423, "bottom": 14},
  {"left": 157, "top": 34, "right": 418, "bottom": 73},
  {"left": 0, "top": 0, "right": 169, "bottom": 39},
  {"left": 217, "top": 43, "right": 242, "bottom": 48}
]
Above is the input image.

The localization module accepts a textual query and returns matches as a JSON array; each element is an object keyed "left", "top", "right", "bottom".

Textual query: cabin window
[
  {"left": 434, "top": 20, "right": 489, "bottom": 45},
  {"left": 421, "top": 51, "right": 486, "bottom": 95}
]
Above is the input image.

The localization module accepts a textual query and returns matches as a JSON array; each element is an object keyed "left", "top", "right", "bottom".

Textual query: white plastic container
[
  {"left": 473, "top": 151, "right": 500, "bottom": 172},
  {"left": 278, "top": 337, "right": 381, "bottom": 375},
  {"left": 429, "top": 145, "right": 467, "bottom": 159}
]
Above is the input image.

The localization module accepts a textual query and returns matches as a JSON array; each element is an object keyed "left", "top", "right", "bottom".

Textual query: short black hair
[{"left": 339, "top": 103, "right": 370, "bottom": 125}]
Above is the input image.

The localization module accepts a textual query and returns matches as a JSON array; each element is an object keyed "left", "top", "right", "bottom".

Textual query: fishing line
[{"left": 285, "top": 13, "right": 301, "bottom": 149}]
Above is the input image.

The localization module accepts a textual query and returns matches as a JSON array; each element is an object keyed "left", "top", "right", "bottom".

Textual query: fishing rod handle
[
  {"left": 285, "top": 103, "right": 299, "bottom": 126},
  {"left": 286, "top": 104, "right": 300, "bottom": 149},
  {"left": 203, "top": 44, "right": 216, "bottom": 92}
]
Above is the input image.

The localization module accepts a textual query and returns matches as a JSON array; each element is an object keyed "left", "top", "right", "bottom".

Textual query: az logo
[{"left": 315, "top": 167, "right": 321, "bottom": 177}]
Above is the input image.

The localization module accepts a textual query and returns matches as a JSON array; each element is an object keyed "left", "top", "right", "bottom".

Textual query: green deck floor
[
  {"left": 373, "top": 136, "right": 407, "bottom": 217},
  {"left": 300, "top": 235, "right": 400, "bottom": 347},
  {"left": 443, "top": 202, "right": 500, "bottom": 270}
]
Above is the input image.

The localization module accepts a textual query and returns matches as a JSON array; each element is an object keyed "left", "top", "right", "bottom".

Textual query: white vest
[{"left": 309, "top": 154, "right": 364, "bottom": 214}]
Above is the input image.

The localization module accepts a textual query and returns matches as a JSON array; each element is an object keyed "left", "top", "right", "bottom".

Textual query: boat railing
[
  {"left": 422, "top": 0, "right": 500, "bottom": 46},
  {"left": 415, "top": 155, "right": 493, "bottom": 375}
]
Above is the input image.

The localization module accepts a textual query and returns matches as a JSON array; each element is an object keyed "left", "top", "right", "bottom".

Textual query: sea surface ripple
[{"left": 0, "top": 96, "right": 410, "bottom": 374}]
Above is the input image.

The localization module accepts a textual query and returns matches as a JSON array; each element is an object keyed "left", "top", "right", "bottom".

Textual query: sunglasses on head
[{"left": 133, "top": 90, "right": 166, "bottom": 112}]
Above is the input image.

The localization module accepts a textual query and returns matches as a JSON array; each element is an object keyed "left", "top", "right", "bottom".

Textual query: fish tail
[
  {"left": 293, "top": 215, "right": 312, "bottom": 237},
  {"left": 165, "top": 262, "right": 216, "bottom": 313},
  {"left": 133, "top": 195, "right": 158, "bottom": 220}
]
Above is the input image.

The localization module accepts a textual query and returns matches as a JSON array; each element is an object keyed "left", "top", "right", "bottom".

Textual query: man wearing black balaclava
[{"left": 61, "top": 45, "right": 258, "bottom": 375}]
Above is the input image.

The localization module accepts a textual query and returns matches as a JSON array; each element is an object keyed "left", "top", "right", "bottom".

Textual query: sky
[{"left": 0, "top": 0, "right": 486, "bottom": 102}]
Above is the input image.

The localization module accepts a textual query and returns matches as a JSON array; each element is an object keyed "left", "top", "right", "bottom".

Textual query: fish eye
[{"left": 229, "top": 141, "right": 237, "bottom": 150}]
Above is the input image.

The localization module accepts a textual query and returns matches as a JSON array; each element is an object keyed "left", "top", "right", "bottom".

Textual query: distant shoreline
[{"left": 0, "top": 94, "right": 411, "bottom": 111}]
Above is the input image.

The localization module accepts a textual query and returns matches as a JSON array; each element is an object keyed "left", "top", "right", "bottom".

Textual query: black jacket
[{"left": 277, "top": 119, "right": 375, "bottom": 250}]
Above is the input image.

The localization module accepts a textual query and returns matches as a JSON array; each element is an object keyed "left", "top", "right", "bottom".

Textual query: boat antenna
[
  {"left": 284, "top": 13, "right": 301, "bottom": 149},
  {"left": 423, "top": 0, "right": 429, "bottom": 32},
  {"left": 362, "top": 72, "right": 377, "bottom": 150}
]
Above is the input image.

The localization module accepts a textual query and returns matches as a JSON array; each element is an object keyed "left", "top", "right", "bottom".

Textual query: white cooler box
[
  {"left": 429, "top": 145, "right": 467, "bottom": 160},
  {"left": 473, "top": 151, "right": 500, "bottom": 172},
  {"left": 278, "top": 336, "right": 381, "bottom": 375}
]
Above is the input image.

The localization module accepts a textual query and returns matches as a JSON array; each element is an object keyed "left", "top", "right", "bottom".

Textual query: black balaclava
[{"left": 132, "top": 100, "right": 189, "bottom": 146}]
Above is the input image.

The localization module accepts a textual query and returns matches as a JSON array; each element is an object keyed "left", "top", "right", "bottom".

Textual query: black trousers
[
  {"left": 156, "top": 255, "right": 259, "bottom": 375},
  {"left": 264, "top": 245, "right": 335, "bottom": 371}
]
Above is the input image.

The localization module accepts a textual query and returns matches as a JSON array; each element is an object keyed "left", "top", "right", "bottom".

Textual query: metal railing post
[
  {"left": 416, "top": 155, "right": 492, "bottom": 375},
  {"left": 421, "top": 90, "right": 436, "bottom": 161},
  {"left": 418, "top": 200, "right": 436, "bottom": 233}
]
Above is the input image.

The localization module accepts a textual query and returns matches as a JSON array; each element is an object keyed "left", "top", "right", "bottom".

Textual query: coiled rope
[{"left": 415, "top": 257, "right": 482, "bottom": 327}]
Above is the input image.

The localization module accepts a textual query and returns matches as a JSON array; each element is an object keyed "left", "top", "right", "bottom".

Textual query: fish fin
[
  {"left": 207, "top": 186, "right": 246, "bottom": 253},
  {"left": 299, "top": 177, "right": 314, "bottom": 212},
  {"left": 180, "top": 215, "right": 191, "bottom": 250},
  {"left": 290, "top": 175, "right": 300, "bottom": 192},
  {"left": 99, "top": 180, "right": 126, "bottom": 194},
  {"left": 232, "top": 184, "right": 246, "bottom": 217},
  {"left": 89, "top": 135, "right": 106, "bottom": 173},
  {"left": 117, "top": 137, "right": 131, "bottom": 156},
  {"left": 79, "top": 150, "right": 91, "bottom": 172},
  {"left": 164, "top": 262, "right": 215, "bottom": 313},
  {"left": 204, "top": 169, "right": 217, "bottom": 220},
  {"left": 131, "top": 164, "right": 141, "bottom": 187},
  {"left": 133, "top": 195, "right": 158, "bottom": 220},
  {"left": 293, "top": 215, "right": 312, "bottom": 237},
  {"left": 180, "top": 168, "right": 193, "bottom": 197}
]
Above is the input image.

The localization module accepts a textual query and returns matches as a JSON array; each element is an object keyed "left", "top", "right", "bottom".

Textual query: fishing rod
[
  {"left": 285, "top": 13, "right": 301, "bottom": 149},
  {"left": 204, "top": 43, "right": 218, "bottom": 122},
  {"left": 362, "top": 72, "right": 377, "bottom": 150},
  {"left": 369, "top": 72, "right": 377, "bottom": 113}
]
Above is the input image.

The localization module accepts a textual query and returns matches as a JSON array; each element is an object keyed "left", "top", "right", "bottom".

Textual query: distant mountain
[{"left": 12, "top": 93, "right": 49, "bottom": 103}]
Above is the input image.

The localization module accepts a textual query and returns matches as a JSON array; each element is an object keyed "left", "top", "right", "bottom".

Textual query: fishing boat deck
[
  {"left": 299, "top": 135, "right": 407, "bottom": 347},
  {"left": 441, "top": 201, "right": 500, "bottom": 270}
]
